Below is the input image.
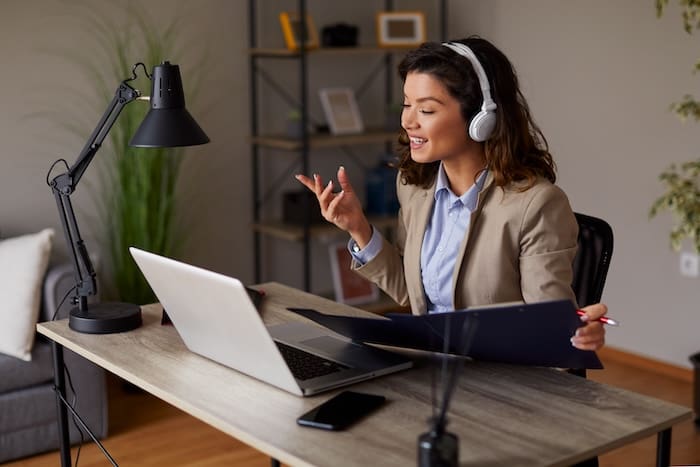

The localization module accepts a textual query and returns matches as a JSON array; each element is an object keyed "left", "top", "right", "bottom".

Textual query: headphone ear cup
[{"left": 469, "top": 110, "right": 497, "bottom": 142}]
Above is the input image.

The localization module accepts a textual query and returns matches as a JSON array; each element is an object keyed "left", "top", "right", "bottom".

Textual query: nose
[{"left": 401, "top": 107, "right": 416, "bottom": 130}]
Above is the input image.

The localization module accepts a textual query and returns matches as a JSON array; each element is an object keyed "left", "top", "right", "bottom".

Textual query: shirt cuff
[{"left": 347, "top": 226, "right": 383, "bottom": 265}]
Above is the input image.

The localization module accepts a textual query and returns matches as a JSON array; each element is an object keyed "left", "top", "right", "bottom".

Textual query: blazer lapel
[
  {"left": 404, "top": 183, "right": 436, "bottom": 315},
  {"left": 451, "top": 172, "right": 496, "bottom": 306}
]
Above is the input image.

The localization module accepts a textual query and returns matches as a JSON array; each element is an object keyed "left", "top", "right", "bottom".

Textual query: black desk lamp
[{"left": 48, "top": 61, "right": 209, "bottom": 334}]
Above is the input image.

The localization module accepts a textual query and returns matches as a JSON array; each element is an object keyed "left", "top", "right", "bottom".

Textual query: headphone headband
[{"left": 442, "top": 41, "right": 497, "bottom": 141}]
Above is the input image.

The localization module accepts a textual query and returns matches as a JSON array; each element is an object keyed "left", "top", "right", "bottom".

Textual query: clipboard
[{"left": 288, "top": 299, "right": 603, "bottom": 369}]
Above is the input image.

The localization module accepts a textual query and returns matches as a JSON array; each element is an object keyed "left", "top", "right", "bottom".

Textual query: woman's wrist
[{"left": 350, "top": 220, "right": 373, "bottom": 249}]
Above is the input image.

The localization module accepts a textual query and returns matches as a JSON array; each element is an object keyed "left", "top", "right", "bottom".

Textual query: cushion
[{"left": 0, "top": 229, "right": 54, "bottom": 361}]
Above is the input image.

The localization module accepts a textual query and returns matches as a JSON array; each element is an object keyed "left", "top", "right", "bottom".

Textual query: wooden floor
[{"left": 4, "top": 352, "right": 699, "bottom": 467}]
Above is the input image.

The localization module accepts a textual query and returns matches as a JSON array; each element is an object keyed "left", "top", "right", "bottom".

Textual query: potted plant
[
  {"left": 58, "top": 2, "right": 205, "bottom": 305},
  {"left": 650, "top": 161, "right": 700, "bottom": 252},
  {"left": 649, "top": 0, "right": 700, "bottom": 252},
  {"left": 650, "top": 0, "right": 700, "bottom": 425},
  {"left": 286, "top": 109, "right": 304, "bottom": 139}
]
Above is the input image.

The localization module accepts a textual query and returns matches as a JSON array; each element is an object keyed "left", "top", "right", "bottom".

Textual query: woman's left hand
[{"left": 571, "top": 303, "right": 607, "bottom": 351}]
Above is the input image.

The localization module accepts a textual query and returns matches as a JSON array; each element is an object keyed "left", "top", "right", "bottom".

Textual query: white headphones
[{"left": 442, "top": 42, "right": 497, "bottom": 142}]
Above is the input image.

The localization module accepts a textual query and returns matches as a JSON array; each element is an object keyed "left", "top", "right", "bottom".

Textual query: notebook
[{"left": 129, "top": 247, "right": 412, "bottom": 396}]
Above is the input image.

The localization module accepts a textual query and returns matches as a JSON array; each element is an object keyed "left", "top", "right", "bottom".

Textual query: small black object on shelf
[
  {"left": 321, "top": 23, "right": 358, "bottom": 47},
  {"left": 283, "top": 190, "right": 325, "bottom": 225}
]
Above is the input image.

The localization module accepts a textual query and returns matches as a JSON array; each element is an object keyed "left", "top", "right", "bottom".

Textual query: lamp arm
[
  {"left": 49, "top": 80, "right": 140, "bottom": 311},
  {"left": 68, "top": 81, "right": 140, "bottom": 185}
]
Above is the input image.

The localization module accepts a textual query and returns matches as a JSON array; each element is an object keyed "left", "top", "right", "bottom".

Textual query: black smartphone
[{"left": 296, "top": 390, "right": 386, "bottom": 431}]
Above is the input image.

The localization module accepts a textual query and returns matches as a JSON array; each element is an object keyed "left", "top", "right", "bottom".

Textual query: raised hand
[{"left": 295, "top": 166, "right": 373, "bottom": 247}]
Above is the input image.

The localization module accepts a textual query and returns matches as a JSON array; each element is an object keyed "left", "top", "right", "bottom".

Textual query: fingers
[
  {"left": 294, "top": 169, "right": 352, "bottom": 225},
  {"left": 571, "top": 321, "right": 605, "bottom": 351},
  {"left": 578, "top": 303, "right": 608, "bottom": 322},
  {"left": 294, "top": 173, "right": 326, "bottom": 195},
  {"left": 337, "top": 166, "right": 355, "bottom": 194},
  {"left": 318, "top": 179, "right": 335, "bottom": 212},
  {"left": 294, "top": 174, "right": 315, "bottom": 191}
]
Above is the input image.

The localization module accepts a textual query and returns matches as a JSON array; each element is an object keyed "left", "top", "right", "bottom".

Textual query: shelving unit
[{"left": 249, "top": 0, "right": 446, "bottom": 292}]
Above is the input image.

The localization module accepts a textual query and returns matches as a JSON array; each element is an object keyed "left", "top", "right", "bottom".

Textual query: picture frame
[
  {"left": 376, "top": 11, "right": 426, "bottom": 47},
  {"left": 279, "top": 12, "right": 319, "bottom": 51},
  {"left": 328, "top": 242, "right": 379, "bottom": 306},
  {"left": 318, "top": 87, "right": 364, "bottom": 135}
]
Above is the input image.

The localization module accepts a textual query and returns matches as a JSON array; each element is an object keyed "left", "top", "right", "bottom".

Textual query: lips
[{"left": 409, "top": 136, "right": 427, "bottom": 149}]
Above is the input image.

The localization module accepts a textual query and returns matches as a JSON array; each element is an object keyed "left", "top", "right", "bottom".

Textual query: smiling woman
[
  {"left": 294, "top": 35, "right": 610, "bottom": 346},
  {"left": 295, "top": 37, "right": 608, "bottom": 467}
]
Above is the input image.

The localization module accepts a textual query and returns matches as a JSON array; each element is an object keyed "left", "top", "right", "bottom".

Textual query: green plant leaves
[
  {"left": 650, "top": 161, "right": 700, "bottom": 252},
  {"left": 58, "top": 1, "right": 203, "bottom": 305}
]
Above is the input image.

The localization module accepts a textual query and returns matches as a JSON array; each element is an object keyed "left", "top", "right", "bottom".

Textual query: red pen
[{"left": 577, "top": 309, "right": 619, "bottom": 327}]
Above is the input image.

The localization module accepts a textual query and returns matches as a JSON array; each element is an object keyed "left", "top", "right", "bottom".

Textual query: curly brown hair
[{"left": 396, "top": 37, "right": 555, "bottom": 190}]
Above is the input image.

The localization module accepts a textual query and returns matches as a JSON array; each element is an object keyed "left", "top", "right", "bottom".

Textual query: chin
[{"left": 410, "top": 151, "right": 435, "bottom": 164}]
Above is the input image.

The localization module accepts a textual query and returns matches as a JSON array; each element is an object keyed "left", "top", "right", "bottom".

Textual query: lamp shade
[{"left": 129, "top": 61, "right": 210, "bottom": 147}]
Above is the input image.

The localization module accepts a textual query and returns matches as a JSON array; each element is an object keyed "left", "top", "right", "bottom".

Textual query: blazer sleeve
[
  {"left": 518, "top": 183, "right": 579, "bottom": 306},
  {"left": 350, "top": 177, "right": 412, "bottom": 307}
]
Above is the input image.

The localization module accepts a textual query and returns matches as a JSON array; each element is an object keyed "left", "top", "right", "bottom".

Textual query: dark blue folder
[{"left": 288, "top": 299, "right": 603, "bottom": 369}]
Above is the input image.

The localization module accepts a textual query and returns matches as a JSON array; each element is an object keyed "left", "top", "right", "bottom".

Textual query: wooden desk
[{"left": 37, "top": 282, "right": 691, "bottom": 467}]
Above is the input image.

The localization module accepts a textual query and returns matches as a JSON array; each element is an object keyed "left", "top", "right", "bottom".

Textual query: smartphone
[{"left": 296, "top": 390, "right": 386, "bottom": 431}]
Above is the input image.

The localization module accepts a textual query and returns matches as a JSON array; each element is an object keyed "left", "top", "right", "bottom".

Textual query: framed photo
[
  {"left": 376, "top": 11, "right": 426, "bottom": 47},
  {"left": 319, "top": 87, "right": 364, "bottom": 135},
  {"left": 328, "top": 243, "right": 379, "bottom": 306},
  {"left": 279, "top": 12, "right": 319, "bottom": 51}
]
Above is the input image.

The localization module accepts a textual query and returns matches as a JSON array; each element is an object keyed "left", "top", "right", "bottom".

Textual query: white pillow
[{"left": 0, "top": 229, "right": 54, "bottom": 361}]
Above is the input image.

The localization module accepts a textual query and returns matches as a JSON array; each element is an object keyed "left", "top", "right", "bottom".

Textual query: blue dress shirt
[{"left": 349, "top": 164, "right": 488, "bottom": 313}]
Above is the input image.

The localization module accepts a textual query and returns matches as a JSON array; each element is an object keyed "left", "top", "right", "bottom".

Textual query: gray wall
[
  {"left": 452, "top": 0, "right": 699, "bottom": 369},
  {"left": 0, "top": 0, "right": 249, "bottom": 285},
  {"left": 1, "top": 0, "right": 697, "bottom": 369}
]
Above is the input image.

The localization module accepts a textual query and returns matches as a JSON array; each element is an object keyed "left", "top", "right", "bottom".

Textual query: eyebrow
[{"left": 404, "top": 96, "right": 446, "bottom": 105}]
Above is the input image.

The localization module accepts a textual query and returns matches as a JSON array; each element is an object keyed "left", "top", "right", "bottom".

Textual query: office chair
[
  {"left": 571, "top": 212, "right": 614, "bottom": 308},
  {"left": 568, "top": 212, "right": 614, "bottom": 390},
  {"left": 569, "top": 213, "right": 615, "bottom": 467}
]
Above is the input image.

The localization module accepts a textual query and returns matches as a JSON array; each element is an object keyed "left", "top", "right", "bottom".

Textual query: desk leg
[
  {"left": 656, "top": 428, "right": 671, "bottom": 467},
  {"left": 52, "top": 341, "right": 72, "bottom": 467}
]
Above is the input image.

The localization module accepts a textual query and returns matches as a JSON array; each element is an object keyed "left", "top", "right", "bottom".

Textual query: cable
[
  {"left": 46, "top": 158, "right": 70, "bottom": 186},
  {"left": 51, "top": 285, "right": 77, "bottom": 321},
  {"left": 51, "top": 285, "right": 116, "bottom": 465}
]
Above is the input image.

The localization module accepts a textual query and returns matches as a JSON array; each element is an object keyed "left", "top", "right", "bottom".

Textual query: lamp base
[{"left": 69, "top": 302, "right": 142, "bottom": 334}]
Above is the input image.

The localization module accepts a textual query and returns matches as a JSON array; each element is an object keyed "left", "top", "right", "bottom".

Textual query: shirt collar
[{"left": 434, "top": 163, "right": 488, "bottom": 211}]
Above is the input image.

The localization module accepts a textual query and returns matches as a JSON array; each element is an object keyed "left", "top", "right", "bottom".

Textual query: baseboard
[{"left": 598, "top": 346, "right": 694, "bottom": 384}]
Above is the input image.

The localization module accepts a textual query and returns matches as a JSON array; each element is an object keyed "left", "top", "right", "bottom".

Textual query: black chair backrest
[{"left": 571, "top": 212, "right": 614, "bottom": 307}]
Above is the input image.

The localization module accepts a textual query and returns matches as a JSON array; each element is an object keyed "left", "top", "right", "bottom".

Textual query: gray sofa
[{"left": 0, "top": 263, "right": 109, "bottom": 463}]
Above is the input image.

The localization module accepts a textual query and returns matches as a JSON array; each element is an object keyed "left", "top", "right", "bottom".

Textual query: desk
[{"left": 38, "top": 282, "right": 691, "bottom": 467}]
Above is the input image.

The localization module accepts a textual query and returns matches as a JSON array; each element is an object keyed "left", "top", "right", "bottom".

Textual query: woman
[{"left": 295, "top": 37, "right": 606, "bottom": 351}]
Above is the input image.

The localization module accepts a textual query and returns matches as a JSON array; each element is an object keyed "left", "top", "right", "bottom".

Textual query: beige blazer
[{"left": 352, "top": 171, "right": 578, "bottom": 314}]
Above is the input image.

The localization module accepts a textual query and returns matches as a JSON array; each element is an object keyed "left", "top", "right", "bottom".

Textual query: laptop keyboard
[{"left": 275, "top": 341, "right": 348, "bottom": 380}]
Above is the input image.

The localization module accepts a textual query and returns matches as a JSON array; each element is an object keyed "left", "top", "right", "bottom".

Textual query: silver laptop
[{"left": 129, "top": 247, "right": 412, "bottom": 396}]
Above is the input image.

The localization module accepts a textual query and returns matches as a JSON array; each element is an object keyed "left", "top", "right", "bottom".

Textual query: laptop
[{"left": 129, "top": 247, "right": 412, "bottom": 396}]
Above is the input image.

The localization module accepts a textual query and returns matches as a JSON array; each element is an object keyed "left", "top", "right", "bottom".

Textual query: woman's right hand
[{"left": 295, "top": 166, "right": 373, "bottom": 248}]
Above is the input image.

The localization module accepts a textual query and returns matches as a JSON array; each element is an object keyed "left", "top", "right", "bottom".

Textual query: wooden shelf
[
  {"left": 249, "top": 46, "right": 413, "bottom": 57},
  {"left": 251, "top": 128, "right": 398, "bottom": 151},
  {"left": 252, "top": 215, "right": 397, "bottom": 242}
]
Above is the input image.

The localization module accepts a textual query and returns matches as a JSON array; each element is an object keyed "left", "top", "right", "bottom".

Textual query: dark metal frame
[{"left": 249, "top": 0, "right": 447, "bottom": 292}]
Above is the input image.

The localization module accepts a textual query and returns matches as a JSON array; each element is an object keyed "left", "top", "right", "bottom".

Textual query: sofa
[{"left": 0, "top": 262, "right": 109, "bottom": 463}]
